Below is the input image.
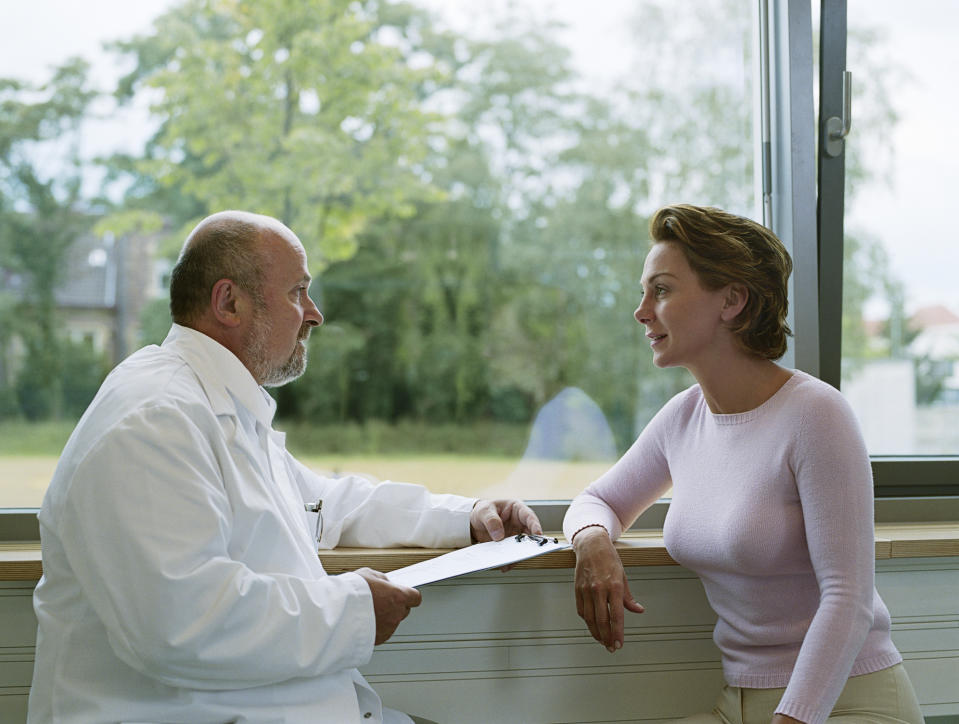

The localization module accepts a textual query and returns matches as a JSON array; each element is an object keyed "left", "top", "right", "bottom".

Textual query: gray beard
[{"left": 247, "top": 317, "right": 310, "bottom": 387}]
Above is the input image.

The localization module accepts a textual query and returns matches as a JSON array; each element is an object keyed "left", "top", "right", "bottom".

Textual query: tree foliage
[
  {"left": 0, "top": 58, "right": 100, "bottom": 419},
  {"left": 0, "top": 0, "right": 912, "bottom": 440},
  {"left": 107, "top": 0, "right": 444, "bottom": 266}
]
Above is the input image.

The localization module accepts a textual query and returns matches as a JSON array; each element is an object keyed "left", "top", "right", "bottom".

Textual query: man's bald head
[{"left": 169, "top": 211, "right": 289, "bottom": 326}]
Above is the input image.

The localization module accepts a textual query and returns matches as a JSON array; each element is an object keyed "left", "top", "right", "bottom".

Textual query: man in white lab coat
[{"left": 28, "top": 210, "right": 542, "bottom": 724}]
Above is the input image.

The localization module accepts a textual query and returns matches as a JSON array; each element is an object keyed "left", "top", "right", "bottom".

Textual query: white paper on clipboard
[{"left": 386, "top": 534, "right": 570, "bottom": 588}]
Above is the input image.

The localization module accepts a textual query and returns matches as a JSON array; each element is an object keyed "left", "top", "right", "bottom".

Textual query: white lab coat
[{"left": 28, "top": 324, "right": 474, "bottom": 724}]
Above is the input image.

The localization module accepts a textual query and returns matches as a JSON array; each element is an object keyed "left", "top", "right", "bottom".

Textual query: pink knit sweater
[{"left": 563, "top": 370, "right": 902, "bottom": 724}]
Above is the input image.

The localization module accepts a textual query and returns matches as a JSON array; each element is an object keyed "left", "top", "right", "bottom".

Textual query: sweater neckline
[{"left": 707, "top": 370, "right": 802, "bottom": 425}]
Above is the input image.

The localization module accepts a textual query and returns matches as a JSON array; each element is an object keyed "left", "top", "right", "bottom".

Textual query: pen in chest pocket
[{"left": 304, "top": 499, "right": 323, "bottom": 545}]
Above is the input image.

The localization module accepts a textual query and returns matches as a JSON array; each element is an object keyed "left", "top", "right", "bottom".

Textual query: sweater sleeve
[
  {"left": 775, "top": 386, "right": 877, "bottom": 724},
  {"left": 563, "top": 393, "right": 678, "bottom": 542}
]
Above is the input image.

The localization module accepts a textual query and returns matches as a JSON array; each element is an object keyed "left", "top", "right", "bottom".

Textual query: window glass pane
[
  {"left": 843, "top": 1, "right": 959, "bottom": 455},
  {"left": 0, "top": 0, "right": 757, "bottom": 508}
]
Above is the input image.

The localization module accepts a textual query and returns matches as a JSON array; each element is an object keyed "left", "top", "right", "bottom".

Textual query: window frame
[{"left": 814, "top": 0, "right": 959, "bottom": 497}]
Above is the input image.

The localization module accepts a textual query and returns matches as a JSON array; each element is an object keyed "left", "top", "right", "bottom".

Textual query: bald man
[{"left": 29, "top": 211, "right": 541, "bottom": 724}]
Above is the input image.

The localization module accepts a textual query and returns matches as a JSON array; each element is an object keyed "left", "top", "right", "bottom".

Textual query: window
[
  {"left": 816, "top": 0, "right": 959, "bottom": 496},
  {"left": 1, "top": 0, "right": 760, "bottom": 509},
  {"left": 842, "top": 1, "right": 959, "bottom": 456},
  {"left": 6, "top": 1, "right": 948, "bottom": 516}
]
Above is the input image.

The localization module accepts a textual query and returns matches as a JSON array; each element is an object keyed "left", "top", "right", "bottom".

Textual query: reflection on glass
[
  {"left": 0, "top": 0, "right": 755, "bottom": 506},
  {"left": 843, "top": 1, "right": 959, "bottom": 455}
]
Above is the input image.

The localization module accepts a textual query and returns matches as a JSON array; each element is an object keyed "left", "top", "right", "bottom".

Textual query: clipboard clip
[{"left": 515, "top": 533, "right": 559, "bottom": 546}]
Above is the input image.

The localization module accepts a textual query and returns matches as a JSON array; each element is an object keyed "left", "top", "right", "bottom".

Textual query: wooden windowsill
[{"left": 3, "top": 523, "right": 958, "bottom": 582}]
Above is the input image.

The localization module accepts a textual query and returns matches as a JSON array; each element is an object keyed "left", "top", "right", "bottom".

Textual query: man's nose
[{"left": 306, "top": 297, "right": 323, "bottom": 326}]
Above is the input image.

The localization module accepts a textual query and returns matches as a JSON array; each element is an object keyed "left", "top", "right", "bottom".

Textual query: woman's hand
[{"left": 573, "top": 526, "right": 645, "bottom": 652}]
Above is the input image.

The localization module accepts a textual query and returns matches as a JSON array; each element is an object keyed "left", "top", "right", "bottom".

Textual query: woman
[{"left": 563, "top": 205, "right": 923, "bottom": 724}]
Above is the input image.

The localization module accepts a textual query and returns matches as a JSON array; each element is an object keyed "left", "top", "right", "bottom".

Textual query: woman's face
[{"left": 633, "top": 242, "right": 731, "bottom": 371}]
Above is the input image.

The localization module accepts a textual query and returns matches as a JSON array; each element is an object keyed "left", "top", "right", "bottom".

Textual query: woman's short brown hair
[{"left": 649, "top": 204, "right": 793, "bottom": 360}]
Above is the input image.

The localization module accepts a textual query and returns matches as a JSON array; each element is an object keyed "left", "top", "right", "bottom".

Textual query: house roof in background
[
  {"left": 56, "top": 234, "right": 115, "bottom": 309},
  {"left": 910, "top": 304, "right": 959, "bottom": 329},
  {"left": 1, "top": 234, "right": 116, "bottom": 310}
]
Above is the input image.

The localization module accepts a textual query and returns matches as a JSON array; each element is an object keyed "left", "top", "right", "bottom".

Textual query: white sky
[
  {"left": 0, "top": 0, "right": 172, "bottom": 170},
  {"left": 2, "top": 0, "right": 956, "bottom": 316},
  {"left": 1, "top": 1, "right": 168, "bottom": 84},
  {"left": 845, "top": 0, "right": 959, "bottom": 316}
]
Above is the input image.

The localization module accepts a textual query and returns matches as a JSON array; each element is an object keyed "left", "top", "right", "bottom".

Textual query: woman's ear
[{"left": 720, "top": 284, "right": 748, "bottom": 323}]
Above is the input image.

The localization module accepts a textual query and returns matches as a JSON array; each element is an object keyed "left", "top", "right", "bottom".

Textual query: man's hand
[
  {"left": 573, "top": 526, "right": 644, "bottom": 652},
  {"left": 354, "top": 568, "right": 422, "bottom": 645},
  {"left": 470, "top": 499, "right": 543, "bottom": 543}
]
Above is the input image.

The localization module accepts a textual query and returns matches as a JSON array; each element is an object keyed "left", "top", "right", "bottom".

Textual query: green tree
[
  {"left": 619, "top": 0, "right": 756, "bottom": 213},
  {"left": 278, "top": 321, "right": 367, "bottom": 422},
  {"left": 0, "top": 59, "right": 98, "bottom": 419},
  {"left": 106, "top": 0, "right": 444, "bottom": 266},
  {"left": 425, "top": 9, "right": 603, "bottom": 420},
  {"left": 90, "top": 0, "right": 906, "bottom": 452},
  {"left": 498, "top": 0, "right": 753, "bottom": 440},
  {"left": 284, "top": 6, "right": 591, "bottom": 425}
]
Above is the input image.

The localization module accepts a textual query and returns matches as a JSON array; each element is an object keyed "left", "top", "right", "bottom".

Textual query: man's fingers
[
  {"left": 519, "top": 504, "right": 543, "bottom": 536},
  {"left": 356, "top": 567, "right": 388, "bottom": 580},
  {"left": 471, "top": 500, "right": 504, "bottom": 542},
  {"left": 471, "top": 499, "right": 544, "bottom": 543},
  {"left": 392, "top": 582, "right": 421, "bottom": 612},
  {"left": 406, "top": 586, "right": 422, "bottom": 608},
  {"left": 483, "top": 511, "right": 506, "bottom": 541},
  {"left": 357, "top": 569, "right": 423, "bottom": 644},
  {"left": 507, "top": 501, "right": 542, "bottom": 536}
]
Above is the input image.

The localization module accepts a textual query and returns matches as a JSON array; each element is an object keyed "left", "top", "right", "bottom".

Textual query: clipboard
[{"left": 386, "top": 534, "right": 571, "bottom": 588}]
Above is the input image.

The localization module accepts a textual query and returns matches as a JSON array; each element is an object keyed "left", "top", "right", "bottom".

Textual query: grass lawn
[
  {"left": 0, "top": 453, "right": 607, "bottom": 509},
  {"left": 0, "top": 457, "right": 60, "bottom": 508},
  {"left": 0, "top": 420, "right": 612, "bottom": 507},
  {"left": 299, "top": 455, "right": 608, "bottom": 500}
]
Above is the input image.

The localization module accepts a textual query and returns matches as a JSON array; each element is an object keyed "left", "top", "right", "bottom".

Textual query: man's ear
[
  {"left": 720, "top": 284, "right": 748, "bottom": 323},
  {"left": 210, "top": 278, "right": 245, "bottom": 328}
]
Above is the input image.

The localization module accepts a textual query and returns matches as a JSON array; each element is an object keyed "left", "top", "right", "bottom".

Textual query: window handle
[{"left": 824, "top": 71, "right": 852, "bottom": 157}]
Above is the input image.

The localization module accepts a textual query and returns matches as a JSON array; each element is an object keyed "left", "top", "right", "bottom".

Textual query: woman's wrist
[{"left": 571, "top": 524, "right": 610, "bottom": 550}]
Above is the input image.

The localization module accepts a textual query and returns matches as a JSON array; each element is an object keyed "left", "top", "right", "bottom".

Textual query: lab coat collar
[{"left": 162, "top": 324, "right": 277, "bottom": 428}]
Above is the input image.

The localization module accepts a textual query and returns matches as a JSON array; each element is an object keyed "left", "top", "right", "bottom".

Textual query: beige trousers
[{"left": 678, "top": 664, "right": 924, "bottom": 724}]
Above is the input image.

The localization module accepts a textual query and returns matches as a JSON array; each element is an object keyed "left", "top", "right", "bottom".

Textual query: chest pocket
[{"left": 216, "top": 421, "right": 318, "bottom": 575}]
